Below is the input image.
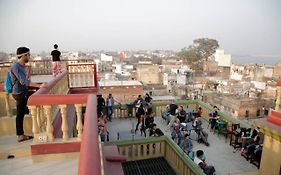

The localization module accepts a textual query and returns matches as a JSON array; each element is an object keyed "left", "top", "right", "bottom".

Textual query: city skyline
[{"left": 0, "top": 0, "right": 281, "bottom": 60}]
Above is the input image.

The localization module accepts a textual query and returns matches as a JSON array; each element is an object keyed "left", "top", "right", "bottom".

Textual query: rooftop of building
[{"left": 99, "top": 80, "right": 142, "bottom": 87}]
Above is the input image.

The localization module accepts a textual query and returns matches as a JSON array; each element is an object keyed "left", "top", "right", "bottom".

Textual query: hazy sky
[{"left": 0, "top": 0, "right": 281, "bottom": 57}]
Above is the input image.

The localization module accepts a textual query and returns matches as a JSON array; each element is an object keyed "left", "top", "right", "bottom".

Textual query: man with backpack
[{"left": 10, "top": 47, "right": 47, "bottom": 142}]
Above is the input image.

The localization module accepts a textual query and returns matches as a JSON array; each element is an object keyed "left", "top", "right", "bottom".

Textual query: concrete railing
[
  {"left": 105, "top": 100, "right": 250, "bottom": 128},
  {"left": 106, "top": 136, "right": 205, "bottom": 175}
]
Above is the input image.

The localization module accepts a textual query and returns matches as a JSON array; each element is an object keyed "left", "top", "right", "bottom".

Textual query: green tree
[
  {"left": 194, "top": 38, "right": 219, "bottom": 59},
  {"left": 178, "top": 38, "right": 219, "bottom": 71}
]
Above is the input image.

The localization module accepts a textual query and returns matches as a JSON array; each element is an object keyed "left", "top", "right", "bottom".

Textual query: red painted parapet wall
[
  {"left": 267, "top": 110, "right": 281, "bottom": 126},
  {"left": 78, "top": 95, "right": 102, "bottom": 175}
]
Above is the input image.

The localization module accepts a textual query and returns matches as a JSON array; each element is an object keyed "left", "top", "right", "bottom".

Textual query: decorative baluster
[
  {"left": 39, "top": 106, "right": 44, "bottom": 131},
  {"left": 75, "top": 104, "right": 83, "bottom": 139},
  {"left": 149, "top": 143, "right": 153, "bottom": 157},
  {"left": 160, "top": 142, "right": 166, "bottom": 156},
  {"left": 36, "top": 106, "right": 41, "bottom": 132},
  {"left": 59, "top": 105, "right": 68, "bottom": 141},
  {"left": 29, "top": 106, "right": 39, "bottom": 141},
  {"left": 138, "top": 144, "right": 142, "bottom": 158},
  {"left": 44, "top": 105, "right": 54, "bottom": 142},
  {"left": 4, "top": 93, "right": 11, "bottom": 117}
]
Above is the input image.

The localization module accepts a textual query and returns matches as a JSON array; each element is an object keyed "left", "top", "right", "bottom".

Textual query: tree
[
  {"left": 194, "top": 38, "right": 219, "bottom": 59},
  {"left": 178, "top": 38, "right": 219, "bottom": 64}
]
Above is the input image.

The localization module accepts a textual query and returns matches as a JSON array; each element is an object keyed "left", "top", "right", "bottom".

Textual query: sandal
[{"left": 18, "top": 135, "right": 34, "bottom": 142}]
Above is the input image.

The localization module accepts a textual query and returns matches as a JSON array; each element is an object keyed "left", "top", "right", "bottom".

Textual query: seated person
[
  {"left": 194, "top": 150, "right": 215, "bottom": 175},
  {"left": 177, "top": 105, "right": 187, "bottom": 123},
  {"left": 180, "top": 133, "right": 193, "bottom": 153},
  {"left": 242, "top": 135, "right": 261, "bottom": 158},
  {"left": 149, "top": 124, "right": 164, "bottom": 137},
  {"left": 171, "top": 118, "right": 183, "bottom": 145},
  {"left": 193, "top": 118, "right": 209, "bottom": 146},
  {"left": 162, "top": 105, "right": 170, "bottom": 122},
  {"left": 145, "top": 113, "right": 154, "bottom": 129},
  {"left": 241, "top": 124, "right": 258, "bottom": 154}
]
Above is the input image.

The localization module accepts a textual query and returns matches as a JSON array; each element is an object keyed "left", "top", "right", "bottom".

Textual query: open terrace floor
[{"left": 107, "top": 116, "right": 259, "bottom": 175}]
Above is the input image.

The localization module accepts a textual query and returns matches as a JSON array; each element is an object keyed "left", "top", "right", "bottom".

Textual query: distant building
[
  {"left": 99, "top": 80, "right": 143, "bottom": 103},
  {"left": 204, "top": 92, "right": 273, "bottom": 119},
  {"left": 273, "top": 61, "right": 281, "bottom": 79},
  {"left": 214, "top": 49, "right": 231, "bottom": 67},
  {"left": 136, "top": 64, "right": 161, "bottom": 84},
  {"left": 100, "top": 53, "right": 113, "bottom": 62}
]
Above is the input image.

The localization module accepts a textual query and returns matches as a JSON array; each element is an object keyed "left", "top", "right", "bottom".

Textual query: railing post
[
  {"left": 44, "top": 105, "right": 54, "bottom": 142},
  {"left": 36, "top": 106, "right": 41, "bottom": 131},
  {"left": 4, "top": 93, "right": 12, "bottom": 117},
  {"left": 75, "top": 104, "right": 83, "bottom": 140},
  {"left": 59, "top": 105, "right": 69, "bottom": 141},
  {"left": 29, "top": 106, "right": 39, "bottom": 139}
]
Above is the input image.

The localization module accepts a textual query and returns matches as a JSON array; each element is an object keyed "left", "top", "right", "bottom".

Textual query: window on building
[
  {"left": 256, "top": 110, "right": 260, "bottom": 117},
  {"left": 245, "top": 110, "right": 249, "bottom": 118}
]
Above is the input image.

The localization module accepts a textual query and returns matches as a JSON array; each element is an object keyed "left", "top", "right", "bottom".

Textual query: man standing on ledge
[
  {"left": 11, "top": 47, "right": 47, "bottom": 142},
  {"left": 51, "top": 44, "right": 61, "bottom": 77}
]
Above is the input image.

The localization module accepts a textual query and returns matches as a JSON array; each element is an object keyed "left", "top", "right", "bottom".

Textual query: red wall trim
[{"left": 78, "top": 95, "right": 101, "bottom": 175}]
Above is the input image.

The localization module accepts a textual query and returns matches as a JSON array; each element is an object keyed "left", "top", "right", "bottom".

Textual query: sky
[{"left": 0, "top": 0, "right": 281, "bottom": 61}]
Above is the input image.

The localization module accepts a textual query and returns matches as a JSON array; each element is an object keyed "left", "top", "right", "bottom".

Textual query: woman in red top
[{"left": 98, "top": 114, "right": 109, "bottom": 141}]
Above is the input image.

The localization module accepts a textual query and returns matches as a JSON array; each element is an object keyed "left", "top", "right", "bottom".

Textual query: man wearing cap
[{"left": 11, "top": 47, "right": 47, "bottom": 142}]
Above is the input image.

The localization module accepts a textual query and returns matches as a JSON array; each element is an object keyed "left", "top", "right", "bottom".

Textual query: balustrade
[{"left": 106, "top": 136, "right": 204, "bottom": 175}]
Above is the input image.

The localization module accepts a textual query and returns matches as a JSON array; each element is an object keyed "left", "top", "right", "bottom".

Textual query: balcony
[{"left": 0, "top": 60, "right": 274, "bottom": 175}]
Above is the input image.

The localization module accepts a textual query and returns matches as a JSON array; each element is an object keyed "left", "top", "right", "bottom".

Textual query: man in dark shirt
[
  {"left": 51, "top": 44, "right": 62, "bottom": 77},
  {"left": 97, "top": 94, "right": 105, "bottom": 118},
  {"left": 11, "top": 47, "right": 48, "bottom": 142}
]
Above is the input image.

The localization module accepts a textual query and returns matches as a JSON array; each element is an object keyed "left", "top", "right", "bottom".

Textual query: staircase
[{"left": 122, "top": 157, "right": 177, "bottom": 175}]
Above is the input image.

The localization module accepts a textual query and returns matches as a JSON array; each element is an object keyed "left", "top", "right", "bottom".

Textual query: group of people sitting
[
  {"left": 162, "top": 104, "right": 215, "bottom": 174},
  {"left": 162, "top": 104, "right": 210, "bottom": 146},
  {"left": 239, "top": 125, "right": 263, "bottom": 166}
]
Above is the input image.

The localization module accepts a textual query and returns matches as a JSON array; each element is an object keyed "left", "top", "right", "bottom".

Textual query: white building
[
  {"left": 101, "top": 53, "right": 113, "bottom": 62},
  {"left": 214, "top": 49, "right": 232, "bottom": 67},
  {"left": 230, "top": 64, "right": 244, "bottom": 81}
]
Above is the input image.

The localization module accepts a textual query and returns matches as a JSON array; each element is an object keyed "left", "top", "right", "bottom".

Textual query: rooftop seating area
[
  {"left": 0, "top": 61, "right": 280, "bottom": 175},
  {"left": 106, "top": 116, "right": 258, "bottom": 175}
]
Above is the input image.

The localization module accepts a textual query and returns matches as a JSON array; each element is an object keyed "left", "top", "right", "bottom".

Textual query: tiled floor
[
  {"left": 107, "top": 117, "right": 258, "bottom": 175},
  {"left": 0, "top": 136, "right": 79, "bottom": 175}
]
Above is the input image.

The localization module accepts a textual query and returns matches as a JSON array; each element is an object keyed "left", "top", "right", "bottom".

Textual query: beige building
[
  {"left": 204, "top": 92, "right": 273, "bottom": 119},
  {"left": 136, "top": 64, "right": 161, "bottom": 84},
  {"left": 273, "top": 61, "right": 281, "bottom": 80},
  {"left": 99, "top": 80, "right": 144, "bottom": 104}
]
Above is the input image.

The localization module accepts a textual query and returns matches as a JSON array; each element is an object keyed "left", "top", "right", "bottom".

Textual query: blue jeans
[{"left": 107, "top": 106, "right": 113, "bottom": 120}]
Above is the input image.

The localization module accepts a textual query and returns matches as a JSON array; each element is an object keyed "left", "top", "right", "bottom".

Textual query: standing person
[
  {"left": 106, "top": 94, "right": 119, "bottom": 121},
  {"left": 97, "top": 94, "right": 105, "bottom": 118},
  {"left": 11, "top": 47, "right": 47, "bottom": 142},
  {"left": 166, "top": 103, "right": 178, "bottom": 130},
  {"left": 135, "top": 103, "right": 145, "bottom": 133},
  {"left": 51, "top": 44, "right": 61, "bottom": 77},
  {"left": 177, "top": 105, "right": 187, "bottom": 123},
  {"left": 144, "top": 93, "right": 153, "bottom": 115},
  {"left": 98, "top": 114, "right": 109, "bottom": 142},
  {"left": 197, "top": 107, "right": 203, "bottom": 118},
  {"left": 209, "top": 106, "right": 219, "bottom": 131}
]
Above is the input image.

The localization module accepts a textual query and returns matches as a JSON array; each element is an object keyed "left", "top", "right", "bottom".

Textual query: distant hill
[{"left": 232, "top": 54, "right": 281, "bottom": 65}]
